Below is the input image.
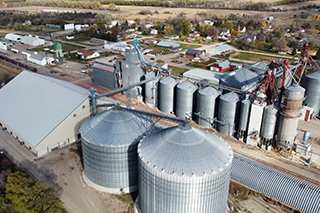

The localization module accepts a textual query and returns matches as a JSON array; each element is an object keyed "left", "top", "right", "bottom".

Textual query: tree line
[{"left": 0, "top": 155, "right": 65, "bottom": 213}]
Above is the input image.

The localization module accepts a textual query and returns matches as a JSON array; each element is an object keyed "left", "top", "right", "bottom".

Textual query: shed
[
  {"left": 156, "top": 40, "right": 182, "bottom": 52},
  {"left": 185, "top": 48, "right": 205, "bottom": 59},
  {"left": 77, "top": 49, "right": 100, "bottom": 60},
  {"left": 28, "top": 53, "right": 46, "bottom": 66},
  {"left": 21, "top": 35, "right": 45, "bottom": 46},
  {"left": 211, "top": 60, "right": 230, "bottom": 72},
  {"left": 5, "top": 33, "right": 22, "bottom": 42},
  {"left": 212, "top": 44, "right": 234, "bottom": 55}
]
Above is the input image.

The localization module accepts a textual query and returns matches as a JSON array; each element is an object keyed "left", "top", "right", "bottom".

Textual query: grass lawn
[
  {"left": 178, "top": 42, "right": 202, "bottom": 50},
  {"left": 0, "top": 32, "right": 7, "bottom": 38},
  {"left": 187, "top": 63, "right": 209, "bottom": 69},
  {"left": 59, "top": 34, "right": 92, "bottom": 42},
  {"left": 0, "top": 64, "right": 20, "bottom": 82},
  {"left": 168, "top": 65, "right": 188, "bottom": 75},
  {"left": 231, "top": 52, "right": 292, "bottom": 62}
]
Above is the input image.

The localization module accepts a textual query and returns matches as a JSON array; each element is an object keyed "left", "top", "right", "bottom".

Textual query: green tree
[
  {"left": 5, "top": 172, "right": 64, "bottom": 213},
  {"left": 230, "top": 29, "right": 239, "bottom": 37},
  {"left": 88, "top": 25, "right": 96, "bottom": 36},
  {"left": 134, "top": 18, "right": 141, "bottom": 26},
  {"left": 315, "top": 48, "right": 320, "bottom": 59},
  {"left": 180, "top": 20, "right": 192, "bottom": 36},
  {"left": 164, "top": 24, "right": 174, "bottom": 35},
  {"left": 292, "top": 48, "right": 297, "bottom": 56},
  {"left": 97, "top": 21, "right": 106, "bottom": 30}
]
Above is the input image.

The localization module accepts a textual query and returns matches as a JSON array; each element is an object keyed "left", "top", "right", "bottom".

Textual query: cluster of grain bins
[{"left": 79, "top": 106, "right": 233, "bottom": 213}]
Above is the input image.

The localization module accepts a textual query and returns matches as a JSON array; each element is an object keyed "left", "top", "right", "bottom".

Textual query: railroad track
[{"left": 233, "top": 149, "right": 320, "bottom": 188}]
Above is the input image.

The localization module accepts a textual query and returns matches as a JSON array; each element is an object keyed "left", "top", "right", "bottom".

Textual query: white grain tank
[
  {"left": 159, "top": 77, "right": 178, "bottom": 114},
  {"left": 237, "top": 99, "right": 251, "bottom": 141},
  {"left": 143, "top": 72, "right": 160, "bottom": 107},
  {"left": 175, "top": 81, "right": 198, "bottom": 119},
  {"left": 303, "top": 71, "right": 320, "bottom": 117},
  {"left": 196, "top": 87, "right": 221, "bottom": 127},
  {"left": 260, "top": 105, "right": 278, "bottom": 148},
  {"left": 278, "top": 84, "right": 305, "bottom": 148},
  {"left": 136, "top": 125, "right": 233, "bottom": 213},
  {"left": 79, "top": 107, "right": 154, "bottom": 194},
  {"left": 217, "top": 92, "right": 239, "bottom": 136}
]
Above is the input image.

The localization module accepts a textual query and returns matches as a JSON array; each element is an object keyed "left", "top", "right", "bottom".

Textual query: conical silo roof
[
  {"left": 79, "top": 108, "right": 154, "bottom": 146},
  {"left": 306, "top": 71, "right": 320, "bottom": 80},
  {"left": 138, "top": 125, "right": 233, "bottom": 177},
  {"left": 220, "top": 91, "right": 239, "bottom": 103}
]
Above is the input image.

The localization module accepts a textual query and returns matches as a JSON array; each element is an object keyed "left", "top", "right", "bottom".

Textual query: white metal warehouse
[{"left": 0, "top": 71, "right": 114, "bottom": 157}]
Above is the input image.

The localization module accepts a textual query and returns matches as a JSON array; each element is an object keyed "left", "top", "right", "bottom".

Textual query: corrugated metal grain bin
[
  {"left": 303, "top": 71, "right": 320, "bottom": 117},
  {"left": 217, "top": 92, "right": 239, "bottom": 136},
  {"left": 158, "top": 77, "right": 178, "bottom": 114},
  {"left": 175, "top": 81, "right": 197, "bottom": 119},
  {"left": 196, "top": 87, "right": 221, "bottom": 127},
  {"left": 79, "top": 108, "right": 154, "bottom": 194},
  {"left": 136, "top": 125, "right": 233, "bottom": 213}
]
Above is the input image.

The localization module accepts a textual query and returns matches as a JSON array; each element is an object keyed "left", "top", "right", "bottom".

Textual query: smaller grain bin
[
  {"left": 175, "top": 81, "right": 198, "bottom": 119},
  {"left": 237, "top": 99, "right": 251, "bottom": 141},
  {"left": 260, "top": 105, "right": 278, "bottom": 147},
  {"left": 217, "top": 92, "right": 239, "bottom": 136},
  {"left": 196, "top": 87, "right": 221, "bottom": 127},
  {"left": 79, "top": 107, "right": 154, "bottom": 194},
  {"left": 143, "top": 72, "right": 160, "bottom": 107},
  {"left": 159, "top": 77, "right": 178, "bottom": 114},
  {"left": 136, "top": 124, "right": 233, "bottom": 213},
  {"left": 303, "top": 71, "right": 320, "bottom": 117}
]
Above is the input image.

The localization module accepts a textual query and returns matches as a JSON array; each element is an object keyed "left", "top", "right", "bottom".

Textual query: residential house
[
  {"left": 247, "top": 34, "right": 256, "bottom": 43},
  {"left": 189, "top": 32, "right": 200, "bottom": 38},
  {"left": 200, "top": 20, "right": 214, "bottom": 25},
  {"left": 185, "top": 49, "right": 205, "bottom": 59},
  {"left": 76, "top": 49, "right": 100, "bottom": 60},
  {"left": 233, "top": 26, "right": 246, "bottom": 33},
  {"left": 156, "top": 41, "right": 182, "bottom": 52},
  {"left": 184, "top": 37, "right": 193, "bottom": 42},
  {"left": 203, "top": 36, "right": 212, "bottom": 42},
  {"left": 218, "top": 28, "right": 230, "bottom": 40},
  {"left": 145, "top": 24, "right": 155, "bottom": 29},
  {"left": 164, "top": 34, "right": 179, "bottom": 39},
  {"left": 210, "top": 60, "right": 230, "bottom": 72},
  {"left": 150, "top": 29, "right": 158, "bottom": 35}
]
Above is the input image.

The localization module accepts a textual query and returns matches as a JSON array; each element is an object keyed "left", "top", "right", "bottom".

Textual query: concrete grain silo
[
  {"left": 136, "top": 124, "right": 233, "bottom": 213},
  {"left": 79, "top": 107, "right": 154, "bottom": 194},
  {"left": 278, "top": 84, "right": 305, "bottom": 148}
]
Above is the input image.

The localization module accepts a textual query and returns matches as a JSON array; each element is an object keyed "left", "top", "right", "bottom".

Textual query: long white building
[{"left": 0, "top": 71, "right": 115, "bottom": 157}]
